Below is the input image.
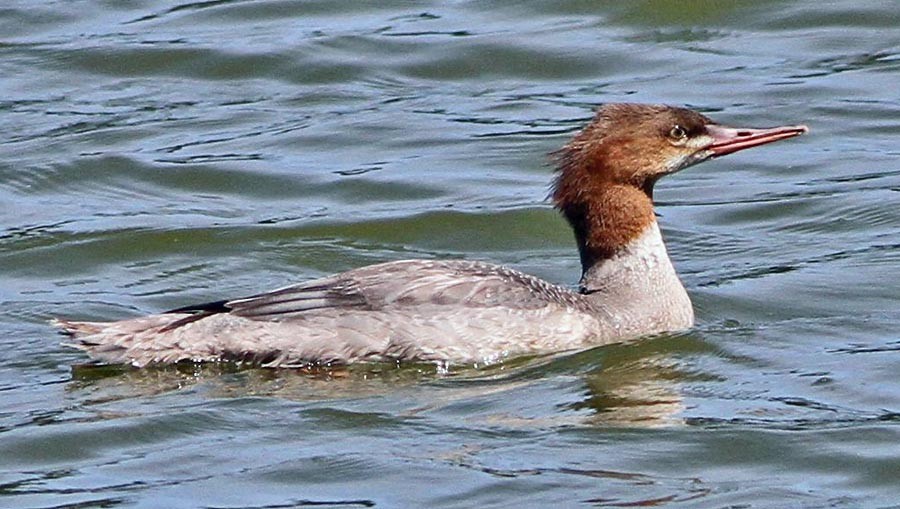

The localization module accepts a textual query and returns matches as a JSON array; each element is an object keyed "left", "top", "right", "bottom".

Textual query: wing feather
[{"left": 217, "top": 259, "right": 580, "bottom": 321}]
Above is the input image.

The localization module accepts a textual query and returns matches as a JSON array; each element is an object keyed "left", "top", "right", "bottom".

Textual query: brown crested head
[
  {"left": 555, "top": 104, "right": 712, "bottom": 200},
  {"left": 552, "top": 103, "right": 808, "bottom": 275}
]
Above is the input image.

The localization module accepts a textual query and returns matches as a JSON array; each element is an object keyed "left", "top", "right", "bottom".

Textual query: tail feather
[
  {"left": 51, "top": 309, "right": 390, "bottom": 368},
  {"left": 51, "top": 318, "right": 106, "bottom": 337},
  {"left": 51, "top": 314, "right": 206, "bottom": 367}
]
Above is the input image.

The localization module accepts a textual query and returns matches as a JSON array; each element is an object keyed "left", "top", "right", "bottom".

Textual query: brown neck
[{"left": 553, "top": 179, "right": 657, "bottom": 277}]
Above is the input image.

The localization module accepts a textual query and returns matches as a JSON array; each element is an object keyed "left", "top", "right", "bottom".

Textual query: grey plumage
[{"left": 54, "top": 225, "right": 692, "bottom": 368}]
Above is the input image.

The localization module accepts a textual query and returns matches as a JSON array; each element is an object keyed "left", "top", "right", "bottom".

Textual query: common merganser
[{"left": 53, "top": 104, "right": 808, "bottom": 368}]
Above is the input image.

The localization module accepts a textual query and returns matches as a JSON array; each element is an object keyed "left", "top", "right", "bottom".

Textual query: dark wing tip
[{"left": 164, "top": 299, "right": 232, "bottom": 315}]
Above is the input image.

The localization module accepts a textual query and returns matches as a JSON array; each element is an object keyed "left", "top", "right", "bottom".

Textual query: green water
[{"left": 1, "top": 1, "right": 899, "bottom": 507}]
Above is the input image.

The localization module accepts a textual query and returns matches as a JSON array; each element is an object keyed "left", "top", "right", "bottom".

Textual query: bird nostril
[{"left": 737, "top": 130, "right": 752, "bottom": 137}]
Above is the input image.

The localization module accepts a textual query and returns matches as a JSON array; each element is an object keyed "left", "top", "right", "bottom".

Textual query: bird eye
[{"left": 669, "top": 125, "right": 687, "bottom": 140}]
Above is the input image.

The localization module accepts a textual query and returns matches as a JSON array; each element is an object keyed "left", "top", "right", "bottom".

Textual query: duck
[{"left": 53, "top": 103, "right": 808, "bottom": 368}]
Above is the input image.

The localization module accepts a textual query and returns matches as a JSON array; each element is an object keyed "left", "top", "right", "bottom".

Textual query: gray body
[{"left": 57, "top": 221, "right": 692, "bottom": 367}]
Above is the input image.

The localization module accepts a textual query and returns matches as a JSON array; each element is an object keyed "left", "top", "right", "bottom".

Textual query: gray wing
[{"left": 222, "top": 259, "right": 582, "bottom": 320}]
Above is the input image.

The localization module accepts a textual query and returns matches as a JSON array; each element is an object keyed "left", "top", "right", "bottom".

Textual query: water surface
[{"left": 1, "top": 1, "right": 899, "bottom": 507}]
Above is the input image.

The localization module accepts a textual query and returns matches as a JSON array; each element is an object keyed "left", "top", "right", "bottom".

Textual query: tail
[
  {"left": 50, "top": 311, "right": 302, "bottom": 367},
  {"left": 52, "top": 318, "right": 105, "bottom": 337},
  {"left": 51, "top": 314, "right": 215, "bottom": 367}
]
